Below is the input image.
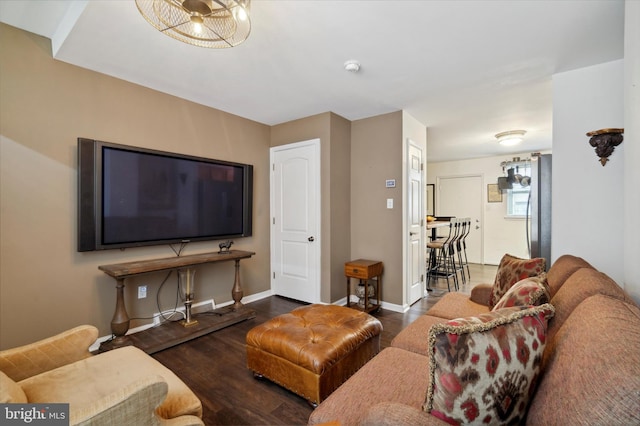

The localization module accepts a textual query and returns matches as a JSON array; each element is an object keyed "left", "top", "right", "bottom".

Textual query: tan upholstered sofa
[
  {"left": 309, "top": 255, "right": 640, "bottom": 425},
  {"left": 0, "top": 325, "right": 204, "bottom": 426}
]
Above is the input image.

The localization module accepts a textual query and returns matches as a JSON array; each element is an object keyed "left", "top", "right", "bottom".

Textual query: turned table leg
[
  {"left": 232, "top": 259, "right": 244, "bottom": 310},
  {"left": 111, "top": 278, "right": 130, "bottom": 342}
]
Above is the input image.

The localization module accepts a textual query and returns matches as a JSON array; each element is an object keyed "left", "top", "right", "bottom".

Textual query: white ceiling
[{"left": 0, "top": 0, "right": 625, "bottom": 162}]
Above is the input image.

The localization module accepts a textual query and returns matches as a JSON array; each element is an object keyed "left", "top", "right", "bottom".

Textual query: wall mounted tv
[{"left": 77, "top": 138, "right": 253, "bottom": 252}]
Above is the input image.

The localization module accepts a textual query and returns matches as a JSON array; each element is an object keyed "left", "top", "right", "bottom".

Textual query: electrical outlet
[{"left": 138, "top": 285, "right": 147, "bottom": 299}]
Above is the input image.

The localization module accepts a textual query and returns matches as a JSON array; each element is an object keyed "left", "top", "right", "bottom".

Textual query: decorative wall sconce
[{"left": 586, "top": 128, "right": 624, "bottom": 166}]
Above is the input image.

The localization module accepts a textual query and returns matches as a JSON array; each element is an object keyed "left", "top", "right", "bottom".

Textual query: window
[
  {"left": 505, "top": 163, "right": 531, "bottom": 218},
  {"left": 507, "top": 186, "right": 531, "bottom": 217}
]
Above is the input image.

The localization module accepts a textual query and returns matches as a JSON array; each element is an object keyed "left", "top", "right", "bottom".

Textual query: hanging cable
[{"left": 155, "top": 270, "right": 185, "bottom": 323}]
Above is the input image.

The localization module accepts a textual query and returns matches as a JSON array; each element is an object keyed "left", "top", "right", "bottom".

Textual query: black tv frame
[{"left": 77, "top": 138, "right": 253, "bottom": 252}]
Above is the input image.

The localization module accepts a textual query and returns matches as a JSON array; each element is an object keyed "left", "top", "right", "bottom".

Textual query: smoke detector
[{"left": 344, "top": 60, "right": 361, "bottom": 73}]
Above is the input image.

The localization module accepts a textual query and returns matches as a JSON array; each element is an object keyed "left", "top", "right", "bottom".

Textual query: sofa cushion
[
  {"left": 362, "top": 401, "right": 446, "bottom": 426},
  {"left": 0, "top": 371, "right": 27, "bottom": 403},
  {"left": 492, "top": 275, "right": 549, "bottom": 310},
  {"left": 528, "top": 295, "right": 640, "bottom": 425},
  {"left": 424, "top": 292, "right": 490, "bottom": 321},
  {"left": 390, "top": 315, "right": 448, "bottom": 356},
  {"left": 308, "top": 347, "right": 431, "bottom": 425},
  {"left": 547, "top": 267, "right": 635, "bottom": 342},
  {"left": 488, "top": 254, "right": 546, "bottom": 308},
  {"left": 424, "top": 304, "right": 555, "bottom": 425},
  {"left": 18, "top": 346, "right": 202, "bottom": 420},
  {"left": 0, "top": 325, "right": 98, "bottom": 382},
  {"left": 468, "top": 283, "right": 493, "bottom": 306},
  {"left": 545, "top": 254, "right": 593, "bottom": 297}
]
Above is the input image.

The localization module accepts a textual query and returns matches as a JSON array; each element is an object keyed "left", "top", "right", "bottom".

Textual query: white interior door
[
  {"left": 407, "top": 141, "right": 425, "bottom": 305},
  {"left": 270, "top": 140, "right": 321, "bottom": 303},
  {"left": 437, "top": 175, "right": 483, "bottom": 264}
]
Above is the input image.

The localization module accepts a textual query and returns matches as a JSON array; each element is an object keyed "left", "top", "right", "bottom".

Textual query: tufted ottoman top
[{"left": 246, "top": 304, "right": 382, "bottom": 375}]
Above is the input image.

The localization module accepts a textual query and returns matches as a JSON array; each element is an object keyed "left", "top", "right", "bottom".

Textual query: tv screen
[{"left": 77, "top": 138, "right": 253, "bottom": 252}]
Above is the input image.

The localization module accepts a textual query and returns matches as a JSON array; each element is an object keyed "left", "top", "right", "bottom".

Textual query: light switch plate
[{"left": 387, "top": 198, "right": 393, "bottom": 209}]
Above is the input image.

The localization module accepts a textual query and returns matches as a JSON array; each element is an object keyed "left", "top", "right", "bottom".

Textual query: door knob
[
  {"left": 410, "top": 232, "right": 417, "bottom": 236},
  {"left": 308, "top": 236, "right": 315, "bottom": 242}
]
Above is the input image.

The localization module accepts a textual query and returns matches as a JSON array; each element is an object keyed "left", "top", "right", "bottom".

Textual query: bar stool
[
  {"left": 459, "top": 217, "right": 471, "bottom": 281},
  {"left": 453, "top": 219, "right": 468, "bottom": 285},
  {"left": 426, "top": 221, "right": 459, "bottom": 292}
]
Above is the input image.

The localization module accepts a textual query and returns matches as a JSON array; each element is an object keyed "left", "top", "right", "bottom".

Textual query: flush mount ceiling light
[
  {"left": 495, "top": 130, "right": 526, "bottom": 146},
  {"left": 135, "top": 0, "right": 251, "bottom": 48}
]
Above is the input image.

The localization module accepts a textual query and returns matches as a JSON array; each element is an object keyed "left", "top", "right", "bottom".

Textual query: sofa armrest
[
  {"left": 0, "top": 325, "right": 98, "bottom": 382},
  {"left": 72, "top": 375, "right": 203, "bottom": 426},
  {"left": 361, "top": 402, "right": 448, "bottom": 426},
  {"left": 469, "top": 283, "right": 493, "bottom": 306}
]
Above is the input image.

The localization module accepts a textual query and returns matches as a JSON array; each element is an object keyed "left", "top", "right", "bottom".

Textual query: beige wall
[
  {"left": 271, "top": 111, "right": 422, "bottom": 307},
  {"left": 0, "top": 22, "right": 426, "bottom": 349},
  {"left": 351, "top": 112, "right": 404, "bottom": 305},
  {"left": 270, "top": 112, "right": 352, "bottom": 303},
  {"left": 328, "top": 115, "right": 353, "bottom": 302},
  {"left": 0, "top": 24, "right": 272, "bottom": 349}
]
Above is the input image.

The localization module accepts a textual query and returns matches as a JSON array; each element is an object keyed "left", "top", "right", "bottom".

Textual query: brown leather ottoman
[{"left": 246, "top": 304, "right": 383, "bottom": 405}]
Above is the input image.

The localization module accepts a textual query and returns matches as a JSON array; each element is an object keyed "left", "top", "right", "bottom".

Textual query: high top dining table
[{"left": 427, "top": 220, "right": 451, "bottom": 241}]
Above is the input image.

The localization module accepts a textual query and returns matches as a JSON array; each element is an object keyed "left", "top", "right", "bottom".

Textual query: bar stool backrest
[{"left": 446, "top": 218, "right": 460, "bottom": 252}]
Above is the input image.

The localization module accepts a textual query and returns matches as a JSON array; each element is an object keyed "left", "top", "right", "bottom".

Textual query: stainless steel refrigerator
[{"left": 529, "top": 154, "right": 552, "bottom": 269}]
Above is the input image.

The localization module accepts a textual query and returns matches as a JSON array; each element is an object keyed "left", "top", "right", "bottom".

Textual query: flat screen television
[{"left": 77, "top": 138, "right": 253, "bottom": 252}]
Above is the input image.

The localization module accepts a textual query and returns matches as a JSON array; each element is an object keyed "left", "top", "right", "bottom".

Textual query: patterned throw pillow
[
  {"left": 488, "top": 254, "right": 546, "bottom": 308},
  {"left": 492, "top": 275, "right": 549, "bottom": 310},
  {"left": 424, "top": 304, "right": 555, "bottom": 425}
]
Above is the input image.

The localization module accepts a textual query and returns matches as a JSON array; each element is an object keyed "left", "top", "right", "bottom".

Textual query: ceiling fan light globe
[{"left": 136, "top": 0, "right": 252, "bottom": 48}]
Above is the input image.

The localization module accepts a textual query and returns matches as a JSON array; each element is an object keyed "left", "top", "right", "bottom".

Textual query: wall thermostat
[{"left": 385, "top": 179, "right": 396, "bottom": 188}]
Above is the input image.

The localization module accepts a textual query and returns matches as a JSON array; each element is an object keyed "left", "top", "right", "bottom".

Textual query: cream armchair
[{"left": 0, "top": 325, "right": 203, "bottom": 426}]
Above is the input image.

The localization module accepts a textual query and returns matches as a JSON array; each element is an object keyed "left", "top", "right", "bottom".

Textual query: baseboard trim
[
  {"left": 90, "top": 289, "right": 403, "bottom": 352},
  {"left": 90, "top": 293, "right": 273, "bottom": 352},
  {"left": 334, "top": 295, "right": 406, "bottom": 313}
]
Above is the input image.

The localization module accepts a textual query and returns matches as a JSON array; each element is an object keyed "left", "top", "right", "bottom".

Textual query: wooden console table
[{"left": 98, "top": 250, "right": 255, "bottom": 353}]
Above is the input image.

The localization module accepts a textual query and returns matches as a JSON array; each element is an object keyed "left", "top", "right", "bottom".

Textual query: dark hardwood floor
[{"left": 152, "top": 264, "right": 497, "bottom": 426}]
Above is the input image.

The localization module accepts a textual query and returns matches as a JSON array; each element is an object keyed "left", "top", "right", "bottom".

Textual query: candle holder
[{"left": 178, "top": 268, "right": 198, "bottom": 327}]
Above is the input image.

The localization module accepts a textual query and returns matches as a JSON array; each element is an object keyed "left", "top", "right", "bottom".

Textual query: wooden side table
[{"left": 345, "top": 259, "right": 383, "bottom": 313}]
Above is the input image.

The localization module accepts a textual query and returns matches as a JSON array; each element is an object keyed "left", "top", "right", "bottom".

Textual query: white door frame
[
  {"left": 269, "top": 139, "right": 322, "bottom": 303},
  {"left": 404, "top": 138, "right": 426, "bottom": 308}
]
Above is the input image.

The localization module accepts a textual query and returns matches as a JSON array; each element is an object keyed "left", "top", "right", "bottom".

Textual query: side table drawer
[
  {"left": 345, "top": 266, "right": 370, "bottom": 279},
  {"left": 344, "top": 260, "right": 383, "bottom": 279}
]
